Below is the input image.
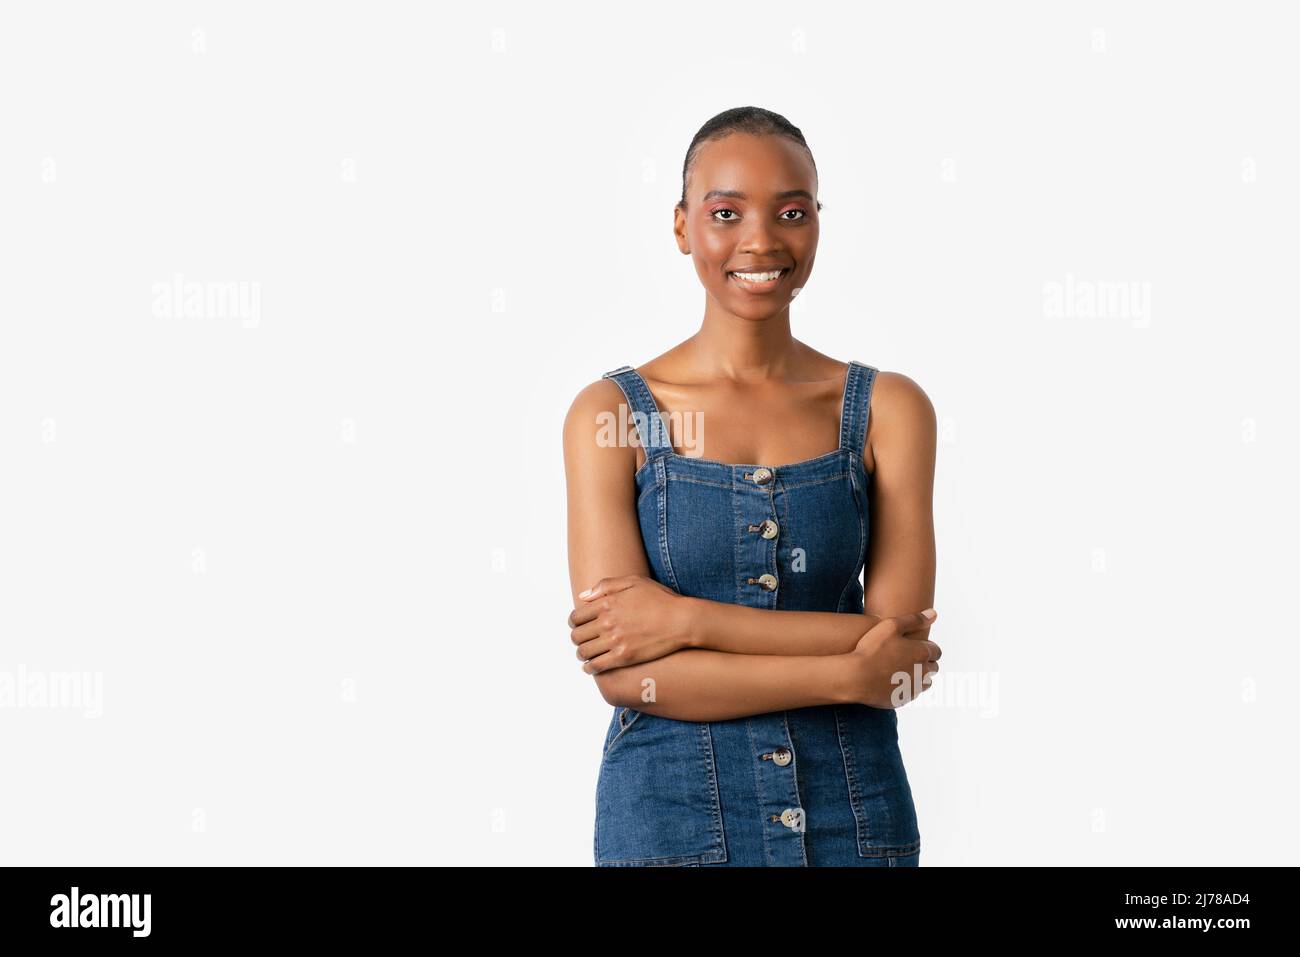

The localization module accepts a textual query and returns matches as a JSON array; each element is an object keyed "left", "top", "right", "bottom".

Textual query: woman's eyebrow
[{"left": 701, "top": 188, "right": 816, "bottom": 203}]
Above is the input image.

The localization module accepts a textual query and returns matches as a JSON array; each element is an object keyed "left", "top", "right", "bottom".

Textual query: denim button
[
  {"left": 760, "top": 519, "right": 779, "bottom": 540},
  {"left": 756, "top": 573, "right": 777, "bottom": 591},
  {"left": 772, "top": 746, "right": 792, "bottom": 766},
  {"left": 779, "top": 808, "right": 803, "bottom": 829},
  {"left": 752, "top": 467, "right": 772, "bottom": 485}
]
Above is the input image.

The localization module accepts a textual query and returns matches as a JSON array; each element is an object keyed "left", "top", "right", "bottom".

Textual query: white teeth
[{"left": 731, "top": 269, "right": 784, "bottom": 282}]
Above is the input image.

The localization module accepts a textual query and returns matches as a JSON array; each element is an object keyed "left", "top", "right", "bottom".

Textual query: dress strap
[
  {"left": 838, "top": 360, "right": 879, "bottom": 458},
  {"left": 601, "top": 365, "right": 674, "bottom": 460}
]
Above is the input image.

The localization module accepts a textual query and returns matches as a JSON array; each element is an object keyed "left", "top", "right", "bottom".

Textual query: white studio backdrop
[{"left": 1, "top": 1, "right": 1296, "bottom": 865}]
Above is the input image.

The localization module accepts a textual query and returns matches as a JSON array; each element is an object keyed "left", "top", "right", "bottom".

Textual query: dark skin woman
[{"left": 562, "top": 122, "right": 941, "bottom": 723}]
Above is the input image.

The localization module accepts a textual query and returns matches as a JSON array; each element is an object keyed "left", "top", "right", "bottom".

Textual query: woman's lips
[{"left": 727, "top": 269, "right": 787, "bottom": 293}]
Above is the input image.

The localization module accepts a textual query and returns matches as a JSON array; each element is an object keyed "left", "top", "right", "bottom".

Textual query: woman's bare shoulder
[
  {"left": 566, "top": 375, "right": 626, "bottom": 414},
  {"left": 562, "top": 376, "right": 638, "bottom": 480},
  {"left": 871, "top": 369, "right": 934, "bottom": 415},
  {"left": 563, "top": 376, "right": 630, "bottom": 441},
  {"left": 866, "top": 369, "right": 937, "bottom": 467}
]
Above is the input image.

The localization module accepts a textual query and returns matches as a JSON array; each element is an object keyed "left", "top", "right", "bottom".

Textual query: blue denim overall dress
[{"left": 593, "top": 361, "right": 921, "bottom": 867}]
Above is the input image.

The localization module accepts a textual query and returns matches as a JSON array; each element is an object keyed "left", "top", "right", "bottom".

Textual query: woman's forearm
[
  {"left": 595, "top": 646, "right": 857, "bottom": 722},
  {"left": 683, "top": 596, "right": 880, "bottom": 657}
]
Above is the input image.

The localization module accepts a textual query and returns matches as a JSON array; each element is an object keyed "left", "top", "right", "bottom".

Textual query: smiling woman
[{"left": 563, "top": 106, "right": 940, "bottom": 867}]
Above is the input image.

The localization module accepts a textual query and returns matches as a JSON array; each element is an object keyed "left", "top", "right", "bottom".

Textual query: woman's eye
[{"left": 712, "top": 208, "right": 808, "bottom": 223}]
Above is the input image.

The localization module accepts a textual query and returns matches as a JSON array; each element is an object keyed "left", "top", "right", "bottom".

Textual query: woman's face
[{"left": 674, "top": 132, "right": 820, "bottom": 320}]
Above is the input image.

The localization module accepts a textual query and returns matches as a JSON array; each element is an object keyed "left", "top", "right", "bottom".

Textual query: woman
[{"left": 562, "top": 107, "right": 942, "bottom": 867}]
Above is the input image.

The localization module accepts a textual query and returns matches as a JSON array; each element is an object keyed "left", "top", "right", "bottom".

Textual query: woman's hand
[
  {"left": 569, "top": 575, "right": 698, "bottom": 674},
  {"left": 844, "top": 609, "right": 941, "bottom": 709}
]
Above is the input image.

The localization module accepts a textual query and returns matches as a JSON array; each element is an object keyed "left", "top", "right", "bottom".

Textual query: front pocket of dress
[
  {"left": 603, "top": 706, "right": 643, "bottom": 754},
  {"left": 595, "top": 713, "right": 728, "bottom": 866},
  {"left": 834, "top": 704, "right": 922, "bottom": 859}
]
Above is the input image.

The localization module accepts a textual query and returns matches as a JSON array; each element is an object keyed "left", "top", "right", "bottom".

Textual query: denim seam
[
  {"left": 834, "top": 707, "right": 872, "bottom": 850},
  {"left": 660, "top": 448, "right": 844, "bottom": 472},
  {"left": 763, "top": 483, "right": 779, "bottom": 609},
  {"left": 775, "top": 487, "right": 791, "bottom": 603},
  {"left": 838, "top": 460, "right": 868, "bottom": 612},
  {"left": 666, "top": 471, "right": 852, "bottom": 492},
  {"left": 603, "top": 373, "right": 650, "bottom": 456},
  {"left": 664, "top": 476, "right": 734, "bottom": 490},
  {"left": 654, "top": 457, "right": 679, "bottom": 592},
  {"left": 626, "top": 369, "right": 673, "bottom": 463},
  {"left": 780, "top": 712, "right": 810, "bottom": 866},
  {"left": 604, "top": 707, "right": 643, "bottom": 754},
  {"left": 840, "top": 362, "right": 861, "bottom": 454},
  {"left": 731, "top": 481, "right": 744, "bottom": 606},
  {"left": 698, "top": 721, "right": 728, "bottom": 863},
  {"left": 745, "top": 719, "right": 775, "bottom": 866},
  {"left": 775, "top": 472, "right": 853, "bottom": 492},
  {"left": 858, "top": 366, "right": 878, "bottom": 459},
  {"left": 833, "top": 708, "right": 921, "bottom": 859}
]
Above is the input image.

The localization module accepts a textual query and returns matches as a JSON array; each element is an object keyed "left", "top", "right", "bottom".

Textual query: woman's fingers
[
  {"left": 864, "top": 608, "right": 936, "bottom": 639},
  {"left": 567, "top": 601, "right": 600, "bottom": 629},
  {"left": 569, "top": 618, "right": 602, "bottom": 645},
  {"left": 896, "top": 609, "right": 937, "bottom": 633},
  {"left": 913, "top": 639, "right": 942, "bottom": 662},
  {"left": 571, "top": 574, "right": 643, "bottom": 627},
  {"left": 580, "top": 647, "right": 619, "bottom": 674},
  {"left": 575, "top": 636, "right": 611, "bottom": 665},
  {"left": 577, "top": 575, "right": 642, "bottom": 600},
  {"left": 863, "top": 608, "right": 935, "bottom": 639},
  {"left": 897, "top": 609, "right": 941, "bottom": 666}
]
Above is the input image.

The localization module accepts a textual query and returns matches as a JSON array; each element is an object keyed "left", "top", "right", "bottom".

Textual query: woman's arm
[
  {"left": 687, "top": 599, "right": 879, "bottom": 656},
  {"left": 563, "top": 379, "right": 858, "bottom": 718},
  {"left": 860, "top": 372, "right": 938, "bottom": 638},
  {"left": 573, "top": 579, "right": 882, "bottom": 657},
  {"left": 590, "top": 611, "right": 938, "bottom": 720},
  {"left": 583, "top": 645, "right": 857, "bottom": 722}
]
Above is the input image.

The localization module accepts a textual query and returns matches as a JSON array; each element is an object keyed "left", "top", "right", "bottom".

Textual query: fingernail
[
  {"left": 922, "top": 608, "right": 937, "bottom": 620},
  {"left": 579, "top": 588, "right": 593, "bottom": 599}
]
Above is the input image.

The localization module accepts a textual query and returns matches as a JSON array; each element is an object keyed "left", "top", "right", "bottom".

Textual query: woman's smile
[{"left": 727, "top": 267, "right": 789, "bottom": 293}]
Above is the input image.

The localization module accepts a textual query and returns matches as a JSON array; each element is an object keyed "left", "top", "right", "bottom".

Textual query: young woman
[{"left": 562, "top": 107, "right": 941, "bottom": 867}]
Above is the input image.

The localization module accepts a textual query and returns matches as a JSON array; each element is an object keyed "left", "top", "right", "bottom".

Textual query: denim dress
[{"left": 593, "top": 361, "right": 922, "bottom": 867}]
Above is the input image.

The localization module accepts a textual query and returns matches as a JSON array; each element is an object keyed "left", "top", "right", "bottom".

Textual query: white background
[{"left": 1, "top": 1, "right": 1296, "bottom": 865}]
